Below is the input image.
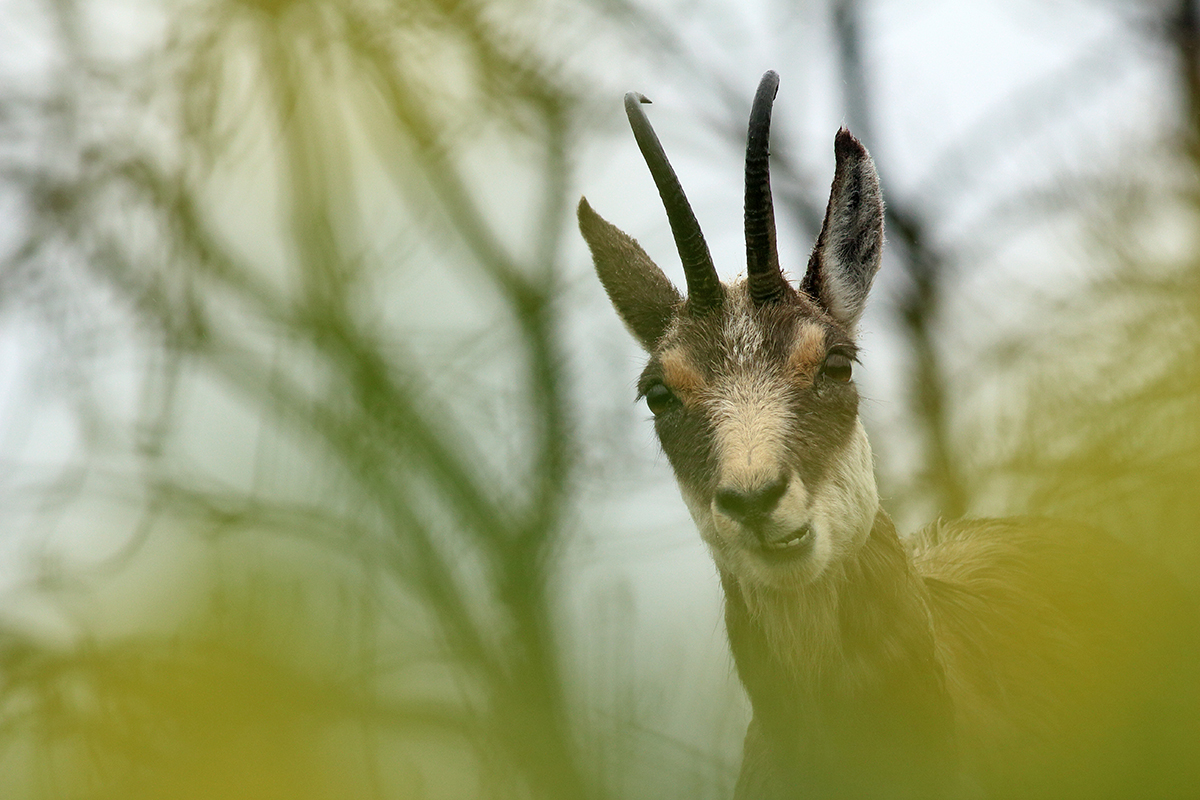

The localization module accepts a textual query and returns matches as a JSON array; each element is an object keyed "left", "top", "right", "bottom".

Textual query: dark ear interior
[
  {"left": 578, "top": 197, "right": 682, "bottom": 350},
  {"left": 801, "top": 129, "right": 884, "bottom": 330}
]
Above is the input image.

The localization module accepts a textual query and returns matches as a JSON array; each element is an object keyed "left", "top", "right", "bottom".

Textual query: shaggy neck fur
[{"left": 721, "top": 511, "right": 958, "bottom": 798}]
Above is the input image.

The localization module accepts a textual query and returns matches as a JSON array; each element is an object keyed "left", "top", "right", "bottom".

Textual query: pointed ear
[
  {"left": 578, "top": 197, "right": 682, "bottom": 350},
  {"left": 801, "top": 129, "right": 884, "bottom": 330}
]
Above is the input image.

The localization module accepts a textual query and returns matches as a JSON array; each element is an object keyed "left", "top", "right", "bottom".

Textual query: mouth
[{"left": 756, "top": 524, "right": 814, "bottom": 563}]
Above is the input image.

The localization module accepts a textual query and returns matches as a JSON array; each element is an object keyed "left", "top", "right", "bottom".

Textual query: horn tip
[{"left": 758, "top": 70, "right": 780, "bottom": 97}]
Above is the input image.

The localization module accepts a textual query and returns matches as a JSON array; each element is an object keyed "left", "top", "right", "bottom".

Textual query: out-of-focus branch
[
  {"left": 831, "top": 0, "right": 968, "bottom": 518},
  {"left": 1166, "top": 0, "right": 1200, "bottom": 155},
  {"left": 0, "top": 2, "right": 600, "bottom": 798}
]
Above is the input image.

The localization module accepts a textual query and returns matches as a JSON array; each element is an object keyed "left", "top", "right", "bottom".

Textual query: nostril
[{"left": 715, "top": 476, "right": 789, "bottom": 522}]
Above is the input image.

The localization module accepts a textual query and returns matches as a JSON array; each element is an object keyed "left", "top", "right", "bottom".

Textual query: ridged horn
[
  {"left": 744, "top": 71, "right": 790, "bottom": 305},
  {"left": 625, "top": 92, "right": 722, "bottom": 312}
]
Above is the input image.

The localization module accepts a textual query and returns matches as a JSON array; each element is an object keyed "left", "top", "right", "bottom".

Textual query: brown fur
[
  {"left": 725, "top": 512, "right": 955, "bottom": 799},
  {"left": 727, "top": 512, "right": 1200, "bottom": 799},
  {"left": 782, "top": 321, "right": 825, "bottom": 381},
  {"left": 659, "top": 346, "right": 708, "bottom": 399}
]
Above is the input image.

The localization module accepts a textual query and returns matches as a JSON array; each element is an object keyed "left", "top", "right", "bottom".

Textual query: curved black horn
[
  {"left": 625, "top": 92, "right": 722, "bottom": 312},
  {"left": 744, "top": 71, "right": 790, "bottom": 305}
]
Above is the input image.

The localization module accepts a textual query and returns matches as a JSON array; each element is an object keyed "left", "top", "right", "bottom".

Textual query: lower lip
[{"left": 758, "top": 527, "right": 814, "bottom": 563}]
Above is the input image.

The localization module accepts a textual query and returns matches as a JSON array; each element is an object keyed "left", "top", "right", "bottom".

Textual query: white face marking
[
  {"left": 711, "top": 376, "right": 793, "bottom": 490},
  {"left": 723, "top": 291, "right": 764, "bottom": 368},
  {"left": 665, "top": 285, "right": 878, "bottom": 591},
  {"left": 805, "top": 418, "right": 878, "bottom": 563},
  {"left": 710, "top": 291, "right": 791, "bottom": 489},
  {"left": 696, "top": 398, "right": 877, "bottom": 591}
]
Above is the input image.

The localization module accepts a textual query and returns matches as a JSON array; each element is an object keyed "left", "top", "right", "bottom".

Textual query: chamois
[{"left": 578, "top": 72, "right": 1198, "bottom": 799}]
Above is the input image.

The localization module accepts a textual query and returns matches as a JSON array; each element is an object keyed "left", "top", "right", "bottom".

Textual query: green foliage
[
  {"left": 0, "top": 0, "right": 598, "bottom": 797},
  {"left": 2, "top": 1, "right": 1199, "bottom": 798}
]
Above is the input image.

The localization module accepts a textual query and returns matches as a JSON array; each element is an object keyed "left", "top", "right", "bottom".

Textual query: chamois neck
[
  {"left": 722, "top": 510, "right": 946, "bottom": 715},
  {"left": 723, "top": 511, "right": 957, "bottom": 795}
]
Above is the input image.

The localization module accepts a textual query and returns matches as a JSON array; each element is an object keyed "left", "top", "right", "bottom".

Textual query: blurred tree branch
[
  {"left": 4, "top": 1, "right": 1200, "bottom": 798},
  {"left": 0, "top": 1, "right": 596, "bottom": 797}
]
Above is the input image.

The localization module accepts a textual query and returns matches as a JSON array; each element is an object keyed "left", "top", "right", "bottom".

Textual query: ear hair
[
  {"left": 801, "top": 129, "right": 884, "bottom": 331},
  {"left": 578, "top": 197, "right": 682, "bottom": 350}
]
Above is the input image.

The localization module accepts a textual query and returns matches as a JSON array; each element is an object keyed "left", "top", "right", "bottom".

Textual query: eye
[
  {"left": 644, "top": 383, "right": 679, "bottom": 416},
  {"left": 821, "top": 351, "right": 854, "bottom": 384}
]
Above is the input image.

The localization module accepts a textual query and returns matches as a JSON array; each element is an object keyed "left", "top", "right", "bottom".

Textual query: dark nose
[{"left": 714, "top": 476, "right": 788, "bottom": 524}]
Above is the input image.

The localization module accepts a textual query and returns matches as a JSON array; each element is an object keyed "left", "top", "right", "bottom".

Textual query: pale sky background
[{"left": 0, "top": 0, "right": 1183, "bottom": 777}]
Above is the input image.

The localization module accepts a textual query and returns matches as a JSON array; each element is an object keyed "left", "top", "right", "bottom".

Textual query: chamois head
[{"left": 579, "top": 72, "right": 884, "bottom": 590}]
